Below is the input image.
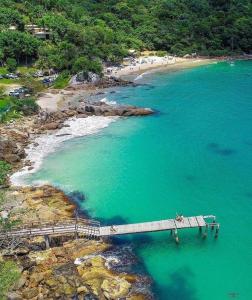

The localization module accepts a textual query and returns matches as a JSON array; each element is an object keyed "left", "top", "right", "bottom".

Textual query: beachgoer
[
  {"left": 110, "top": 225, "right": 117, "bottom": 232},
  {"left": 176, "top": 214, "right": 184, "bottom": 222}
]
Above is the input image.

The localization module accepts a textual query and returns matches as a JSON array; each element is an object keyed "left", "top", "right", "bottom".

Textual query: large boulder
[
  {"left": 101, "top": 277, "right": 131, "bottom": 299},
  {"left": 42, "top": 122, "right": 61, "bottom": 130},
  {"left": 3, "top": 154, "right": 21, "bottom": 163}
]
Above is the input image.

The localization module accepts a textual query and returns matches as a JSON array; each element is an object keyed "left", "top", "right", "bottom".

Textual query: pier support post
[
  {"left": 215, "top": 225, "right": 220, "bottom": 238},
  {"left": 44, "top": 235, "right": 50, "bottom": 249},
  {"left": 174, "top": 229, "right": 179, "bottom": 244},
  {"left": 202, "top": 225, "right": 208, "bottom": 238},
  {"left": 199, "top": 226, "right": 202, "bottom": 233}
]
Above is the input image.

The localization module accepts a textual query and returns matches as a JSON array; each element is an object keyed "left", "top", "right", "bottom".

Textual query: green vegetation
[
  {"left": 12, "top": 97, "right": 39, "bottom": 115},
  {"left": 19, "top": 77, "right": 44, "bottom": 93},
  {"left": 0, "top": 217, "right": 21, "bottom": 230},
  {"left": 73, "top": 57, "right": 103, "bottom": 80},
  {"left": 0, "top": 0, "right": 251, "bottom": 78},
  {"left": 6, "top": 57, "right": 17, "bottom": 72},
  {"left": 0, "top": 260, "right": 21, "bottom": 299},
  {"left": 0, "top": 160, "right": 11, "bottom": 185},
  {"left": 0, "top": 66, "right": 38, "bottom": 76},
  {"left": 53, "top": 71, "right": 70, "bottom": 89},
  {"left": 0, "top": 190, "right": 5, "bottom": 206},
  {"left": 0, "top": 95, "right": 39, "bottom": 123},
  {"left": 156, "top": 51, "right": 168, "bottom": 57},
  {"left": 0, "top": 78, "right": 19, "bottom": 85}
]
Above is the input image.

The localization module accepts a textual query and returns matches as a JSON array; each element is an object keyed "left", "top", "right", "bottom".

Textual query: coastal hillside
[
  {"left": 0, "top": 1, "right": 252, "bottom": 299},
  {"left": 0, "top": 0, "right": 252, "bottom": 75}
]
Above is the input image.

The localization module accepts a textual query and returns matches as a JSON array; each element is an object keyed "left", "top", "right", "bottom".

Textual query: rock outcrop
[
  {"left": 0, "top": 136, "right": 26, "bottom": 164},
  {"left": 0, "top": 88, "right": 155, "bottom": 299},
  {"left": 0, "top": 98, "right": 154, "bottom": 175},
  {"left": 33, "top": 100, "right": 154, "bottom": 131},
  {"left": 1, "top": 186, "right": 152, "bottom": 299},
  {"left": 5, "top": 239, "right": 150, "bottom": 299}
]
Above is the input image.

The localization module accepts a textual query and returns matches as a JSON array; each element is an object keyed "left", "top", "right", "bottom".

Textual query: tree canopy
[{"left": 0, "top": 0, "right": 251, "bottom": 73}]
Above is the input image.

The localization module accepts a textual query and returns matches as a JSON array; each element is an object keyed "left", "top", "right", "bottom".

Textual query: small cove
[{"left": 24, "top": 61, "right": 252, "bottom": 299}]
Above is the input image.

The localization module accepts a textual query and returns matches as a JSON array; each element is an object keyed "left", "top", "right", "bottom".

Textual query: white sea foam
[
  {"left": 10, "top": 116, "right": 118, "bottom": 186},
  {"left": 100, "top": 97, "right": 117, "bottom": 106},
  {"left": 74, "top": 254, "right": 120, "bottom": 269},
  {"left": 134, "top": 70, "right": 151, "bottom": 81},
  {"left": 134, "top": 74, "right": 144, "bottom": 81}
]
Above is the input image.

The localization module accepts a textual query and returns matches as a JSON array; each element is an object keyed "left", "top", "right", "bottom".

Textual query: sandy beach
[
  {"left": 109, "top": 56, "right": 216, "bottom": 79},
  {"left": 36, "top": 56, "right": 216, "bottom": 112}
]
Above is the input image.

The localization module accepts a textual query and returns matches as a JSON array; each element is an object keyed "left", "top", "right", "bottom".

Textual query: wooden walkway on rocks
[{"left": 0, "top": 215, "right": 220, "bottom": 246}]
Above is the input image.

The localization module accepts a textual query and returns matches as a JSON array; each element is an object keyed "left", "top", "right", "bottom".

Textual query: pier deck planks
[
  {"left": 99, "top": 216, "right": 206, "bottom": 236},
  {"left": 0, "top": 216, "right": 208, "bottom": 238}
]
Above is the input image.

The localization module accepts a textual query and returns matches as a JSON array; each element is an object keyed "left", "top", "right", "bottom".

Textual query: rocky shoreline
[
  {"left": 1, "top": 186, "right": 152, "bottom": 299},
  {"left": 0, "top": 98, "right": 153, "bottom": 173},
  {"left": 0, "top": 90, "right": 154, "bottom": 299}
]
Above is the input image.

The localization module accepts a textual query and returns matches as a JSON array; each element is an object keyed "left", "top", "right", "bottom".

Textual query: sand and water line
[{"left": 13, "top": 60, "right": 252, "bottom": 299}]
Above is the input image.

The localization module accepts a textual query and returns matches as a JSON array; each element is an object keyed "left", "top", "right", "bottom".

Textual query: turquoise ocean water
[{"left": 28, "top": 61, "right": 252, "bottom": 299}]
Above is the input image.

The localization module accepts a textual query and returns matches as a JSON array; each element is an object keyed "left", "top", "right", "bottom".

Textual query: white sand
[{"left": 108, "top": 56, "right": 214, "bottom": 78}]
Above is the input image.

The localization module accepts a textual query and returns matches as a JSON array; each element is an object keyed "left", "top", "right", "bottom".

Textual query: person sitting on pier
[
  {"left": 110, "top": 225, "right": 117, "bottom": 232},
  {"left": 176, "top": 214, "right": 184, "bottom": 222}
]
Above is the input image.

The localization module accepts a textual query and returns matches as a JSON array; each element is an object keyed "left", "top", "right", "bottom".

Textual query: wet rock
[
  {"left": 128, "top": 294, "right": 149, "bottom": 300},
  {"left": 77, "top": 106, "right": 86, "bottom": 114},
  {"left": 24, "top": 160, "right": 32, "bottom": 166},
  {"left": 101, "top": 277, "right": 131, "bottom": 299},
  {"left": 85, "top": 105, "right": 95, "bottom": 113},
  {"left": 76, "top": 113, "right": 88, "bottom": 118},
  {"left": 84, "top": 294, "right": 99, "bottom": 300}
]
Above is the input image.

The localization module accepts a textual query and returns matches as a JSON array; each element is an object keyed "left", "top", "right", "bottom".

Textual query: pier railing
[{"left": 0, "top": 215, "right": 220, "bottom": 246}]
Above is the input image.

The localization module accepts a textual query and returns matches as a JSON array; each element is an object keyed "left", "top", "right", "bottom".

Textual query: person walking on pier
[{"left": 176, "top": 214, "right": 184, "bottom": 222}]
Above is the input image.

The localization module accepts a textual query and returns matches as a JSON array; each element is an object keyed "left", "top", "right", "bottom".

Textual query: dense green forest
[{"left": 0, "top": 0, "right": 252, "bottom": 74}]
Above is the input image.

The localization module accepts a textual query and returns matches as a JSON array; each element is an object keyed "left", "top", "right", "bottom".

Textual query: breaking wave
[{"left": 10, "top": 116, "right": 118, "bottom": 186}]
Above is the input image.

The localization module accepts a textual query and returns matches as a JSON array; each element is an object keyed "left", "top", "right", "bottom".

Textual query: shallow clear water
[{"left": 29, "top": 61, "right": 252, "bottom": 299}]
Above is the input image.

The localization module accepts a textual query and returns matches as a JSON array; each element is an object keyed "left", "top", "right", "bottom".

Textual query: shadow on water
[
  {"left": 66, "top": 192, "right": 201, "bottom": 299},
  {"left": 97, "top": 215, "right": 129, "bottom": 226},
  {"left": 144, "top": 85, "right": 156, "bottom": 90},
  {"left": 244, "top": 192, "right": 252, "bottom": 199},
  {"left": 184, "top": 175, "right": 197, "bottom": 182},
  {"left": 155, "top": 267, "right": 197, "bottom": 300},
  {"left": 244, "top": 140, "right": 252, "bottom": 146},
  {"left": 67, "top": 190, "right": 91, "bottom": 219},
  {"left": 207, "top": 143, "right": 236, "bottom": 156},
  {"left": 68, "top": 190, "right": 85, "bottom": 202}
]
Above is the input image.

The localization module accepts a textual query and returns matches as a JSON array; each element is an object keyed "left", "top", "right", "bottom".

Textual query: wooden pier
[
  {"left": 0, "top": 215, "right": 219, "bottom": 246},
  {"left": 100, "top": 215, "right": 207, "bottom": 236}
]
